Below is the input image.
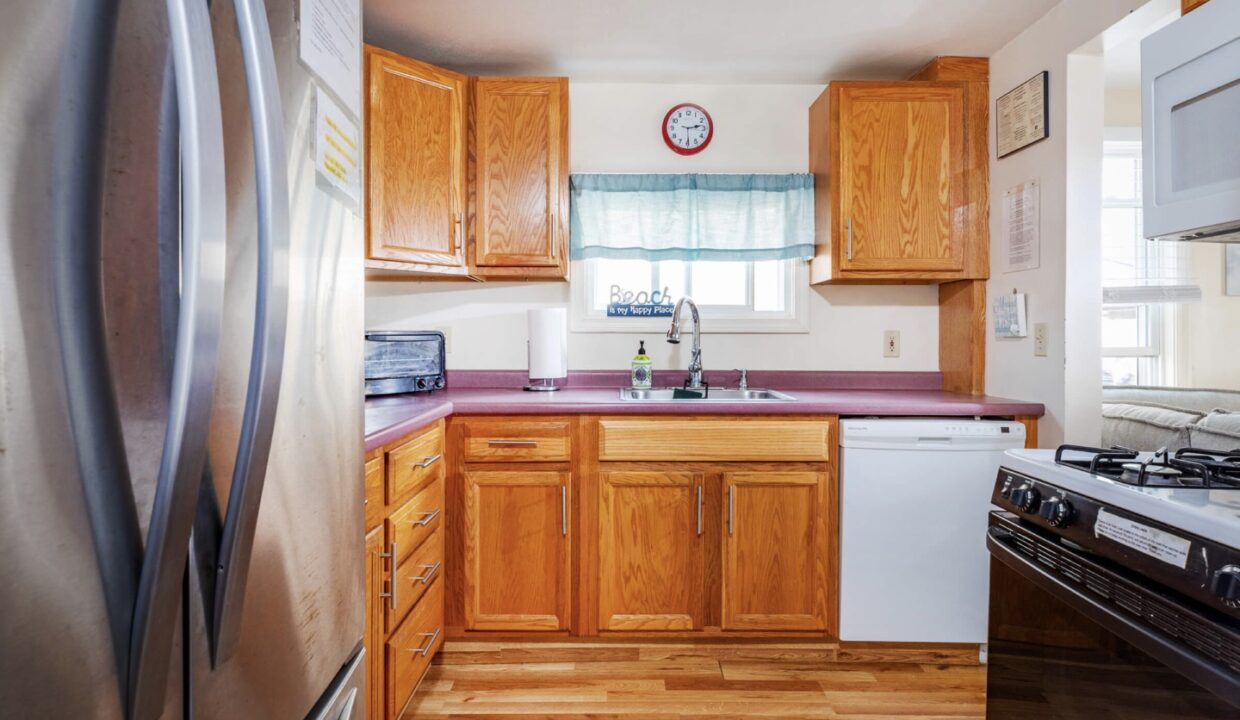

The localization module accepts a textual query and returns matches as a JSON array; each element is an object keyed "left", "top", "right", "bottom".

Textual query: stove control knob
[
  {"left": 1009, "top": 484, "right": 1041, "bottom": 513},
  {"left": 1212, "top": 566, "right": 1240, "bottom": 604},
  {"left": 1038, "top": 496, "right": 1075, "bottom": 527}
]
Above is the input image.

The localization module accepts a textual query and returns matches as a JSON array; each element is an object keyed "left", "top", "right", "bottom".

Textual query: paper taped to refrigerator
[
  {"left": 315, "top": 86, "right": 361, "bottom": 207},
  {"left": 300, "top": 0, "right": 361, "bottom": 115}
]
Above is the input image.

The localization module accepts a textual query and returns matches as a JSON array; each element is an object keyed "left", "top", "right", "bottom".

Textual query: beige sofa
[{"left": 1102, "top": 386, "right": 1240, "bottom": 452}]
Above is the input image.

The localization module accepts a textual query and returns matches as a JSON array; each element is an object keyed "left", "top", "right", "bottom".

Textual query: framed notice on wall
[{"left": 997, "top": 71, "right": 1049, "bottom": 158}]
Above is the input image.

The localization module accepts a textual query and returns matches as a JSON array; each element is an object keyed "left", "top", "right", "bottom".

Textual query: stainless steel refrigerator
[{"left": 0, "top": 0, "right": 365, "bottom": 717}]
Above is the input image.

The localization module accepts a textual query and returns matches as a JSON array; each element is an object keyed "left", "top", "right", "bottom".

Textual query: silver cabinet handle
[
  {"left": 696, "top": 485, "right": 703, "bottom": 536},
  {"left": 210, "top": 0, "right": 294, "bottom": 667},
  {"left": 409, "top": 628, "right": 441, "bottom": 656},
  {"left": 130, "top": 0, "right": 229, "bottom": 713},
  {"left": 378, "top": 543, "right": 397, "bottom": 609},
  {"left": 488, "top": 439, "right": 538, "bottom": 447},
  {"left": 410, "top": 561, "right": 442, "bottom": 584},
  {"left": 455, "top": 213, "right": 464, "bottom": 250},
  {"left": 728, "top": 485, "right": 735, "bottom": 536},
  {"left": 846, "top": 217, "right": 854, "bottom": 261},
  {"left": 412, "top": 508, "right": 441, "bottom": 527},
  {"left": 561, "top": 485, "right": 568, "bottom": 537},
  {"left": 416, "top": 453, "right": 442, "bottom": 469}
]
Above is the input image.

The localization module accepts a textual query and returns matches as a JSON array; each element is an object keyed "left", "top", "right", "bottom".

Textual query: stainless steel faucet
[{"left": 666, "top": 297, "right": 703, "bottom": 388}]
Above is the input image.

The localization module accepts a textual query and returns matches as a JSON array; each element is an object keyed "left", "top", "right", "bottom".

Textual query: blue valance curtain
[{"left": 569, "top": 173, "right": 814, "bottom": 262}]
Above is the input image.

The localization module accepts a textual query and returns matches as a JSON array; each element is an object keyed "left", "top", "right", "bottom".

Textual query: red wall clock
[{"left": 662, "top": 103, "right": 713, "bottom": 155}]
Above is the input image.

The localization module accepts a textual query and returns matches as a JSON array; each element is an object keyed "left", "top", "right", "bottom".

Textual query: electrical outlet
[
  {"left": 1033, "top": 323, "right": 1048, "bottom": 357},
  {"left": 883, "top": 330, "right": 900, "bottom": 358}
]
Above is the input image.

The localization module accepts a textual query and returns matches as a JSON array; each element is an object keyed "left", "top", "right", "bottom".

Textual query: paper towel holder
[{"left": 525, "top": 308, "right": 568, "bottom": 392}]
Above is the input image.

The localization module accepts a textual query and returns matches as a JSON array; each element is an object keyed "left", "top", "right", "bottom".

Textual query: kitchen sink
[{"left": 617, "top": 387, "right": 796, "bottom": 402}]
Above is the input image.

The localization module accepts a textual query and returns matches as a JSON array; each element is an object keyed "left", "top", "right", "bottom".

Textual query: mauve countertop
[{"left": 364, "top": 370, "right": 1044, "bottom": 451}]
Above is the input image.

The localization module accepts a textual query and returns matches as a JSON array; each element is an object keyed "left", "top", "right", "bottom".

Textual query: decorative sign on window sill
[
  {"left": 997, "top": 71, "right": 1048, "bottom": 159},
  {"left": 606, "top": 285, "right": 675, "bottom": 318}
]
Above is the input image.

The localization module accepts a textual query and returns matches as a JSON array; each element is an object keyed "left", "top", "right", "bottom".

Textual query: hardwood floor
[{"left": 404, "top": 640, "right": 986, "bottom": 718}]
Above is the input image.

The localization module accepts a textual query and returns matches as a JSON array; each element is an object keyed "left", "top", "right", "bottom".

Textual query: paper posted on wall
[
  {"left": 1003, "top": 180, "right": 1040, "bottom": 273},
  {"left": 993, "top": 293, "right": 1028, "bottom": 339}
]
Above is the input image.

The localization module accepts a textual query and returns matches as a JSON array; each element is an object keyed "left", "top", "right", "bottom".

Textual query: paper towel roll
[{"left": 527, "top": 308, "right": 568, "bottom": 380}]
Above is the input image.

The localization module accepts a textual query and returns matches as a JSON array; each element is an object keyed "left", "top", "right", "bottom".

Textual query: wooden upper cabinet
[
  {"left": 810, "top": 79, "right": 980, "bottom": 283},
  {"left": 598, "top": 471, "right": 705, "bottom": 631},
  {"left": 463, "top": 470, "right": 571, "bottom": 631},
  {"left": 365, "top": 46, "right": 468, "bottom": 275},
  {"left": 471, "top": 77, "right": 569, "bottom": 279},
  {"left": 722, "top": 471, "right": 830, "bottom": 631}
]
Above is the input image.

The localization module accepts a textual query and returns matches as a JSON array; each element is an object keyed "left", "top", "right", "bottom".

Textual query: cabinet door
[
  {"left": 836, "top": 82, "right": 965, "bottom": 273},
  {"left": 472, "top": 78, "right": 568, "bottom": 275},
  {"left": 463, "top": 470, "right": 571, "bottom": 630},
  {"left": 364, "top": 526, "right": 386, "bottom": 720},
  {"left": 723, "top": 471, "right": 829, "bottom": 631},
  {"left": 599, "top": 471, "right": 705, "bottom": 631},
  {"left": 365, "top": 47, "right": 467, "bottom": 270}
]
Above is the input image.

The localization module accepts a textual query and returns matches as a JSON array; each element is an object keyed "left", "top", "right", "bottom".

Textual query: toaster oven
[{"left": 363, "top": 331, "right": 446, "bottom": 396}]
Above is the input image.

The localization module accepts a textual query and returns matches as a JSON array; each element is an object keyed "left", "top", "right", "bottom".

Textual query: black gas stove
[{"left": 987, "top": 445, "right": 1240, "bottom": 717}]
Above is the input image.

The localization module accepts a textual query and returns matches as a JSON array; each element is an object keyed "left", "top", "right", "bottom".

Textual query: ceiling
[{"left": 363, "top": 0, "right": 1062, "bottom": 84}]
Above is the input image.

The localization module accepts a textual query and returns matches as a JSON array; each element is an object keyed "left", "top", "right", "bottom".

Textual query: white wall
[
  {"left": 986, "top": 0, "right": 1163, "bottom": 447},
  {"left": 1184, "top": 243, "right": 1240, "bottom": 389},
  {"left": 366, "top": 82, "right": 940, "bottom": 371}
]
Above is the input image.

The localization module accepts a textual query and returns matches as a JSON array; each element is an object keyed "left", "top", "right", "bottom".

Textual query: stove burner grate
[{"left": 1054, "top": 444, "right": 1240, "bottom": 489}]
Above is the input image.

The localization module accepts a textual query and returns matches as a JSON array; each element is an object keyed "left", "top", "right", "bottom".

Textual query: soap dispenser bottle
[{"left": 631, "top": 340, "right": 652, "bottom": 389}]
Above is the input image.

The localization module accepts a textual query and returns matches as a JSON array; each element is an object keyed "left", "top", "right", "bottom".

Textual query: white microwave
[{"left": 1141, "top": 0, "right": 1240, "bottom": 243}]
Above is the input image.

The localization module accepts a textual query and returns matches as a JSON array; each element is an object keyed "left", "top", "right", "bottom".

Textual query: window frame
[{"left": 570, "top": 257, "right": 811, "bottom": 334}]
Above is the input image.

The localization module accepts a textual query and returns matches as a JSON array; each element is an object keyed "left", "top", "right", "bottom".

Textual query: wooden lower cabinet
[
  {"left": 364, "top": 421, "right": 446, "bottom": 720},
  {"left": 598, "top": 470, "right": 705, "bottom": 631},
  {"left": 463, "top": 469, "right": 571, "bottom": 631},
  {"left": 723, "top": 471, "right": 831, "bottom": 631}
]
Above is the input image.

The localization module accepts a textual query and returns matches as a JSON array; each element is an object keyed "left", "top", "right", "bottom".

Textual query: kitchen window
[
  {"left": 1101, "top": 140, "right": 1195, "bottom": 386},
  {"left": 568, "top": 173, "right": 812, "bottom": 332}
]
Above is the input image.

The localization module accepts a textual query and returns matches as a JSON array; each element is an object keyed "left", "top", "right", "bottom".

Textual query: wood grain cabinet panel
[
  {"left": 365, "top": 455, "right": 385, "bottom": 532},
  {"left": 385, "top": 421, "right": 444, "bottom": 504},
  {"left": 810, "top": 79, "right": 978, "bottom": 283},
  {"left": 459, "top": 417, "right": 572, "bottom": 463},
  {"left": 386, "top": 579, "right": 444, "bottom": 720},
  {"left": 722, "top": 471, "right": 830, "bottom": 631},
  {"left": 598, "top": 418, "right": 831, "bottom": 462},
  {"left": 598, "top": 471, "right": 705, "bottom": 631},
  {"left": 365, "top": 46, "right": 468, "bottom": 275},
  {"left": 472, "top": 77, "right": 568, "bottom": 279},
  {"left": 464, "top": 470, "right": 571, "bottom": 631},
  {"left": 364, "top": 527, "right": 385, "bottom": 720}
]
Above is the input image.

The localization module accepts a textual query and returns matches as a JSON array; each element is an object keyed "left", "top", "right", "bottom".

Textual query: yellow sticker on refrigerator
[
  {"left": 315, "top": 86, "right": 361, "bottom": 207},
  {"left": 1095, "top": 509, "right": 1192, "bottom": 569}
]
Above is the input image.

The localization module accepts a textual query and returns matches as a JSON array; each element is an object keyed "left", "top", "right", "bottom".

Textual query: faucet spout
[{"left": 667, "top": 297, "right": 703, "bottom": 388}]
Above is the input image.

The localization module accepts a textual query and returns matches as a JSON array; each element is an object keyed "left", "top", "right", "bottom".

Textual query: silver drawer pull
[
  {"left": 415, "top": 453, "right": 442, "bottom": 469},
  {"left": 410, "top": 561, "right": 441, "bottom": 584},
  {"left": 412, "top": 508, "right": 441, "bottom": 527},
  {"left": 378, "top": 542, "right": 397, "bottom": 609},
  {"left": 487, "top": 439, "right": 538, "bottom": 447},
  {"left": 409, "top": 628, "right": 441, "bottom": 656}
]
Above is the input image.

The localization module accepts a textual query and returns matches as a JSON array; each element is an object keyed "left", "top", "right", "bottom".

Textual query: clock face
[{"left": 662, "top": 103, "right": 713, "bottom": 155}]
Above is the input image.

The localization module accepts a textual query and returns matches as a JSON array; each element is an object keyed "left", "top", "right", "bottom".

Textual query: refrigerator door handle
[
  {"left": 49, "top": 0, "right": 142, "bottom": 706},
  {"left": 128, "top": 0, "right": 228, "bottom": 716},
  {"left": 207, "top": 0, "right": 292, "bottom": 666}
]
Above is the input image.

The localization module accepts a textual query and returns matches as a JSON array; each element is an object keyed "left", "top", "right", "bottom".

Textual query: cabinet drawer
[
  {"left": 459, "top": 418, "right": 572, "bottom": 463},
  {"left": 387, "top": 477, "right": 443, "bottom": 566},
  {"left": 386, "top": 424, "right": 444, "bottom": 504},
  {"left": 598, "top": 418, "right": 831, "bottom": 462},
  {"left": 386, "top": 579, "right": 444, "bottom": 720},
  {"left": 364, "top": 455, "right": 385, "bottom": 531},
  {"left": 385, "top": 530, "right": 443, "bottom": 635}
]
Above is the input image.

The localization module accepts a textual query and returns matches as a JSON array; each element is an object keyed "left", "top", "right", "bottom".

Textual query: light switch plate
[
  {"left": 883, "top": 330, "right": 900, "bottom": 358},
  {"left": 1033, "top": 323, "right": 1048, "bottom": 357}
]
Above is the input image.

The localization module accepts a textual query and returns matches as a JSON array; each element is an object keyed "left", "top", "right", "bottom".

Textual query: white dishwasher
[{"left": 839, "top": 418, "right": 1026, "bottom": 643}]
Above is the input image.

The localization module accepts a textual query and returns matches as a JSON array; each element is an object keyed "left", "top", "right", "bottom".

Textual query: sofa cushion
[
  {"left": 1102, "top": 386, "right": 1240, "bottom": 416},
  {"left": 1101, "top": 402, "right": 1203, "bottom": 451},
  {"left": 1190, "top": 411, "right": 1240, "bottom": 453}
]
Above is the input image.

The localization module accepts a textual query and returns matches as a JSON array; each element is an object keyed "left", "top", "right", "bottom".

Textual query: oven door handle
[{"left": 987, "top": 527, "right": 1240, "bottom": 709}]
